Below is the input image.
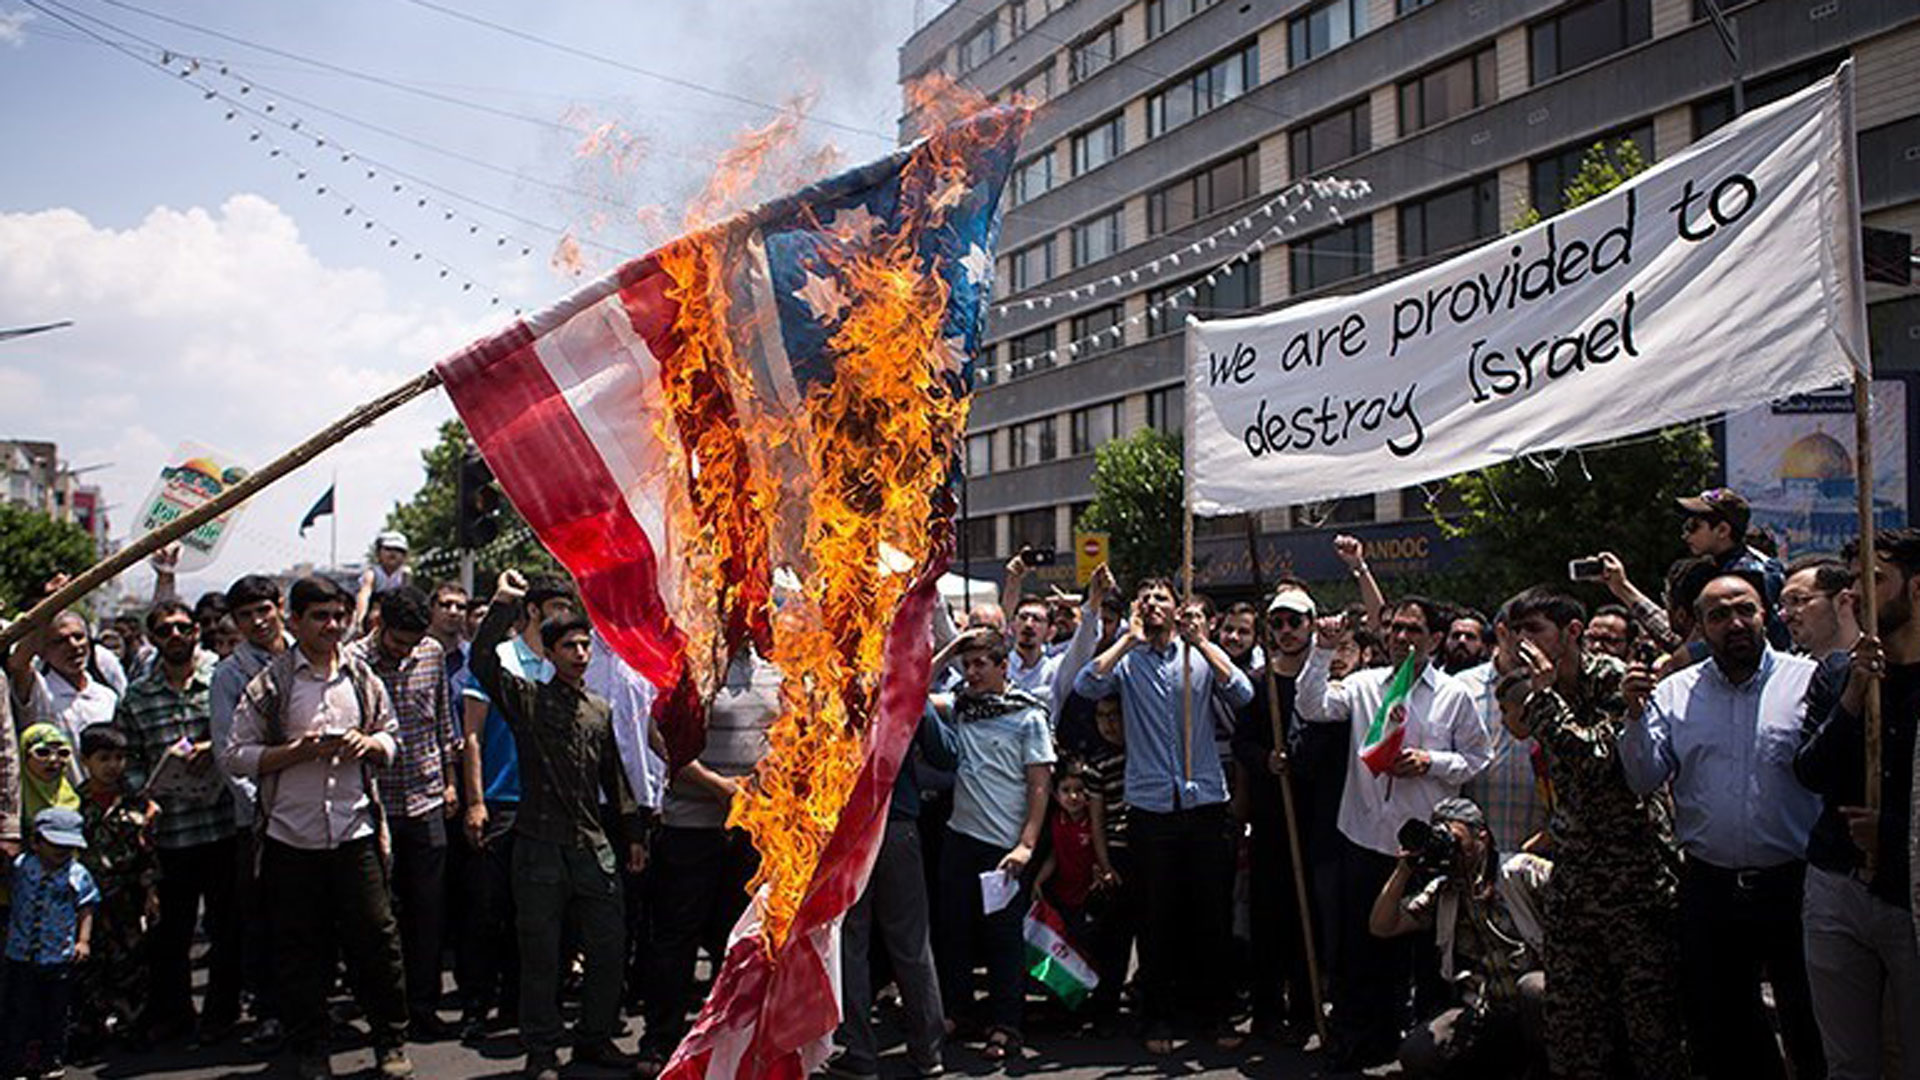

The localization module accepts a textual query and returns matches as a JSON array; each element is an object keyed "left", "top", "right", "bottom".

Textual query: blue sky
[{"left": 0, "top": 0, "right": 915, "bottom": 601}]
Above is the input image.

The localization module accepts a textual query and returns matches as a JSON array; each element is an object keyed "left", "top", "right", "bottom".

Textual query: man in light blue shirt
[
  {"left": 1073, "top": 577, "right": 1252, "bottom": 1052},
  {"left": 1619, "top": 572, "right": 1824, "bottom": 1080}
]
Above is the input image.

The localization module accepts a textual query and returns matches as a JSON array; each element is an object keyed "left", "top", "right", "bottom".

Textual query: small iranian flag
[
  {"left": 1359, "top": 652, "right": 1421, "bottom": 776},
  {"left": 1024, "top": 896, "right": 1099, "bottom": 1007}
]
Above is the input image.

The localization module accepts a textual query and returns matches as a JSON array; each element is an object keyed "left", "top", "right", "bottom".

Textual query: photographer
[{"left": 1369, "top": 798, "right": 1547, "bottom": 1079}]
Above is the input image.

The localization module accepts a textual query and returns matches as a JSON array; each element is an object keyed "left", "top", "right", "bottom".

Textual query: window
[
  {"left": 1070, "top": 401, "right": 1121, "bottom": 455},
  {"left": 1399, "top": 47, "right": 1496, "bottom": 135},
  {"left": 1147, "top": 43, "right": 1258, "bottom": 137},
  {"left": 1399, "top": 177, "right": 1497, "bottom": 260},
  {"left": 1010, "top": 0, "right": 1034, "bottom": 36},
  {"left": 1072, "top": 209, "right": 1124, "bottom": 267},
  {"left": 966, "top": 432, "right": 994, "bottom": 475},
  {"left": 1289, "top": 98, "right": 1370, "bottom": 180},
  {"left": 958, "top": 20, "right": 999, "bottom": 74},
  {"left": 1007, "top": 240, "right": 1054, "bottom": 292},
  {"left": 1071, "top": 113, "right": 1125, "bottom": 175},
  {"left": 1288, "top": 0, "right": 1366, "bottom": 66},
  {"left": 1289, "top": 220, "right": 1373, "bottom": 292},
  {"left": 1071, "top": 304, "right": 1125, "bottom": 357},
  {"left": 1529, "top": 123, "right": 1652, "bottom": 217},
  {"left": 1010, "top": 508, "right": 1057, "bottom": 553},
  {"left": 1530, "top": 0, "right": 1651, "bottom": 83},
  {"left": 1008, "top": 418, "right": 1057, "bottom": 468},
  {"left": 1147, "top": 385, "right": 1184, "bottom": 435},
  {"left": 1149, "top": 150, "right": 1258, "bottom": 236},
  {"left": 1147, "top": 0, "right": 1220, "bottom": 37},
  {"left": 1011, "top": 64, "right": 1056, "bottom": 106},
  {"left": 1008, "top": 326, "right": 1055, "bottom": 378},
  {"left": 1147, "top": 255, "right": 1261, "bottom": 334},
  {"left": 1070, "top": 21, "right": 1120, "bottom": 84},
  {"left": 1398, "top": 0, "right": 1437, "bottom": 12},
  {"left": 1291, "top": 495, "right": 1374, "bottom": 528},
  {"left": 960, "top": 514, "right": 998, "bottom": 559},
  {"left": 1692, "top": 58, "right": 1835, "bottom": 137},
  {"left": 1011, "top": 153, "right": 1053, "bottom": 207}
]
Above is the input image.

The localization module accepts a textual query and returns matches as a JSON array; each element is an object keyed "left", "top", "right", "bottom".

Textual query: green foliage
[
  {"left": 385, "top": 419, "right": 559, "bottom": 586},
  {"left": 0, "top": 503, "right": 98, "bottom": 616},
  {"left": 1080, "top": 428, "right": 1184, "bottom": 589},
  {"left": 1439, "top": 135, "right": 1701, "bottom": 608}
]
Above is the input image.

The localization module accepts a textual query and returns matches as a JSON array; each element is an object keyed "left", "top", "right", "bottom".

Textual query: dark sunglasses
[{"left": 152, "top": 621, "right": 196, "bottom": 638}]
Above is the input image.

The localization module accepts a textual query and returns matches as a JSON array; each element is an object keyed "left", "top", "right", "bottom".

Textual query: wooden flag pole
[
  {"left": 1852, "top": 370, "right": 1883, "bottom": 878},
  {"left": 1242, "top": 517, "right": 1331, "bottom": 1046},
  {"left": 0, "top": 369, "right": 443, "bottom": 652}
]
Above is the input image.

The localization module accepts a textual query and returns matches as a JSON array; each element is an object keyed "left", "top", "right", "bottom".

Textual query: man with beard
[
  {"left": 1441, "top": 610, "right": 1490, "bottom": 674},
  {"left": 1076, "top": 578, "right": 1253, "bottom": 1053},
  {"left": 1231, "top": 583, "right": 1320, "bottom": 1044},
  {"left": 1621, "top": 574, "right": 1824, "bottom": 1080},
  {"left": 1795, "top": 531, "right": 1920, "bottom": 1078},
  {"left": 1581, "top": 605, "right": 1637, "bottom": 661},
  {"left": 1295, "top": 597, "right": 1488, "bottom": 1070},
  {"left": 1501, "top": 587, "right": 1687, "bottom": 1080},
  {"left": 1780, "top": 556, "right": 1860, "bottom": 663}
]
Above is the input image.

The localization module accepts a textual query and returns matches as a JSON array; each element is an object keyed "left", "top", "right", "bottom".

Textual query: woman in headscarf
[{"left": 20, "top": 723, "right": 80, "bottom": 821}]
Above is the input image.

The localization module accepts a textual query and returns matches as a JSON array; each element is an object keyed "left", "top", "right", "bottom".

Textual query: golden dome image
[{"left": 1778, "top": 433, "right": 1853, "bottom": 481}]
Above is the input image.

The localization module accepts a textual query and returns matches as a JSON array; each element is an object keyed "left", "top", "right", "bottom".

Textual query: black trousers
[
  {"left": 1132, "top": 803, "right": 1235, "bottom": 1033},
  {"left": 388, "top": 811, "right": 448, "bottom": 1018},
  {"left": 1327, "top": 837, "right": 1412, "bottom": 1054},
  {"left": 1678, "top": 859, "right": 1825, "bottom": 1080},
  {"left": 234, "top": 828, "right": 278, "bottom": 1022},
  {"left": 147, "top": 836, "right": 242, "bottom": 1029},
  {"left": 264, "top": 835, "right": 410, "bottom": 1055},
  {"left": 640, "top": 826, "right": 760, "bottom": 1056},
  {"left": 2, "top": 960, "right": 72, "bottom": 1072},
  {"left": 456, "top": 802, "right": 520, "bottom": 1019},
  {"left": 1245, "top": 773, "right": 1316, "bottom": 1028},
  {"left": 934, "top": 829, "right": 1031, "bottom": 1034}
]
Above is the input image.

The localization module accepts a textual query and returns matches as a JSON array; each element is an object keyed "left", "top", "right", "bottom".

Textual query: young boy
[
  {"left": 1082, "top": 697, "right": 1133, "bottom": 1024},
  {"left": 4, "top": 807, "right": 99, "bottom": 1079},
  {"left": 75, "top": 725, "right": 160, "bottom": 1045}
]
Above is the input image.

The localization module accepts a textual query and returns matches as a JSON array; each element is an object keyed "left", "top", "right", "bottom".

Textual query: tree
[
  {"left": 0, "top": 503, "right": 97, "bottom": 616},
  {"left": 385, "top": 419, "right": 559, "bottom": 585},
  {"left": 1079, "top": 427, "right": 1184, "bottom": 589},
  {"left": 1438, "top": 136, "right": 1715, "bottom": 605}
]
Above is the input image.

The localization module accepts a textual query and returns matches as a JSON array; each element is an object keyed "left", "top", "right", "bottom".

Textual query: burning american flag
[{"left": 437, "top": 104, "right": 1027, "bottom": 1078}]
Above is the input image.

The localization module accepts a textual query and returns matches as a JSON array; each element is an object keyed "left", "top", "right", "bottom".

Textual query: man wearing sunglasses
[{"left": 1677, "top": 487, "right": 1789, "bottom": 649}]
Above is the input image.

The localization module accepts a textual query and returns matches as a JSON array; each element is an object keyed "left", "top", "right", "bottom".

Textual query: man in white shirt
[
  {"left": 6, "top": 606, "right": 118, "bottom": 785},
  {"left": 1294, "top": 595, "right": 1490, "bottom": 1071}
]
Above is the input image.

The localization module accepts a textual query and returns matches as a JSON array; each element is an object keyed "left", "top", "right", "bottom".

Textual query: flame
[{"left": 652, "top": 81, "right": 1022, "bottom": 949}]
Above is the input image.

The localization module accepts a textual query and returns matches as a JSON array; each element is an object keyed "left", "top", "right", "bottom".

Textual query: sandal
[
  {"left": 1144, "top": 1025, "right": 1177, "bottom": 1055},
  {"left": 981, "top": 1027, "right": 1021, "bottom": 1062}
]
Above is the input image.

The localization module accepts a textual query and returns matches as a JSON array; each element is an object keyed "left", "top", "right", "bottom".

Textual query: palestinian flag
[
  {"left": 1024, "top": 896, "right": 1099, "bottom": 1008},
  {"left": 1359, "top": 651, "right": 1421, "bottom": 776}
]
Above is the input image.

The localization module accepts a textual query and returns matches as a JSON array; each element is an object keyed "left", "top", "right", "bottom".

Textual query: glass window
[
  {"left": 1071, "top": 304, "right": 1125, "bottom": 357},
  {"left": 958, "top": 20, "right": 999, "bottom": 74},
  {"left": 1070, "top": 21, "right": 1121, "bottom": 83},
  {"left": 1010, "top": 508, "right": 1057, "bottom": 553},
  {"left": 1399, "top": 176, "right": 1498, "bottom": 260},
  {"left": 1288, "top": 98, "right": 1370, "bottom": 179},
  {"left": 967, "top": 432, "right": 993, "bottom": 475},
  {"left": 1147, "top": 385, "right": 1185, "bottom": 435},
  {"left": 1008, "top": 326, "right": 1055, "bottom": 378},
  {"left": 1530, "top": 0, "right": 1651, "bottom": 83},
  {"left": 1529, "top": 123, "right": 1652, "bottom": 217},
  {"left": 1070, "top": 401, "right": 1121, "bottom": 455},
  {"left": 1007, "top": 240, "right": 1054, "bottom": 292},
  {"left": 1012, "top": 63, "right": 1056, "bottom": 106},
  {"left": 1008, "top": 418, "right": 1058, "bottom": 468},
  {"left": 1398, "top": 47, "right": 1496, "bottom": 135},
  {"left": 1288, "top": 0, "right": 1366, "bottom": 66},
  {"left": 1012, "top": 153, "right": 1053, "bottom": 207},
  {"left": 1692, "top": 57, "right": 1835, "bottom": 137},
  {"left": 1071, "top": 113, "right": 1125, "bottom": 175},
  {"left": 1147, "top": 254, "right": 1261, "bottom": 335},
  {"left": 1147, "top": 0, "right": 1221, "bottom": 37},
  {"left": 1072, "top": 209, "right": 1124, "bottom": 267},
  {"left": 1289, "top": 220, "right": 1373, "bottom": 292},
  {"left": 1398, "top": 0, "right": 1438, "bottom": 12},
  {"left": 960, "top": 514, "right": 998, "bottom": 560},
  {"left": 1150, "top": 150, "right": 1259, "bottom": 235},
  {"left": 1147, "top": 43, "right": 1258, "bottom": 137},
  {"left": 1291, "top": 495, "right": 1374, "bottom": 528}
]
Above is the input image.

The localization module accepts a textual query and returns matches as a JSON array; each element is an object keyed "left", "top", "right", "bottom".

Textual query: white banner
[{"left": 1186, "top": 64, "right": 1868, "bottom": 516}]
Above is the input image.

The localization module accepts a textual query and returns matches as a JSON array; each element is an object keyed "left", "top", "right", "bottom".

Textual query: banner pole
[
  {"left": 1853, "top": 371, "right": 1883, "bottom": 877},
  {"left": 0, "top": 369, "right": 442, "bottom": 651},
  {"left": 1242, "top": 517, "right": 1331, "bottom": 1046}
]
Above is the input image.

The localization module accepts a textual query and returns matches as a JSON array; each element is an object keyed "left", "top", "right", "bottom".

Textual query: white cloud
[
  {"left": 0, "top": 196, "right": 501, "bottom": 602},
  {"left": 0, "top": 9, "right": 31, "bottom": 47}
]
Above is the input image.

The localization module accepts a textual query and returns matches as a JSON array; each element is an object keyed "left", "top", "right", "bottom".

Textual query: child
[
  {"left": 353, "top": 530, "right": 414, "bottom": 632},
  {"left": 21, "top": 724, "right": 79, "bottom": 821},
  {"left": 1033, "top": 761, "right": 1116, "bottom": 949},
  {"left": 4, "top": 807, "right": 99, "bottom": 1079},
  {"left": 74, "top": 725, "right": 159, "bottom": 1045},
  {"left": 1081, "top": 697, "right": 1133, "bottom": 1024}
]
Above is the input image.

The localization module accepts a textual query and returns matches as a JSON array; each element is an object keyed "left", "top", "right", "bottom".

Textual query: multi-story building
[{"left": 901, "top": 0, "right": 1920, "bottom": 593}]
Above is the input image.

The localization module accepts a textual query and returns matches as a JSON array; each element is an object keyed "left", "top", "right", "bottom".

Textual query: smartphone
[
  {"left": 1021, "top": 545, "right": 1058, "bottom": 567},
  {"left": 1635, "top": 639, "right": 1661, "bottom": 667},
  {"left": 1568, "top": 557, "right": 1606, "bottom": 581}
]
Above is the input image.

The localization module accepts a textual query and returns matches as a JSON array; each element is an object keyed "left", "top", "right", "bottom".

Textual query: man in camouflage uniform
[
  {"left": 1501, "top": 587, "right": 1687, "bottom": 1080},
  {"left": 73, "top": 724, "right": 160, "bottom": 1043}
]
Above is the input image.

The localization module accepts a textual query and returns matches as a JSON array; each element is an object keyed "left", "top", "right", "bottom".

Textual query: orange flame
[{"left": 654, "top": 80, "right": 1022, "bottom": 949}]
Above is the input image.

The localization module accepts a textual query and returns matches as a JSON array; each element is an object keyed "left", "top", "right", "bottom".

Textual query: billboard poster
[
  {"left": 1725, "top": 381, "right": 1907, "bottom": 561},
  {"left": 132, "top": 442, "right": 251, "bottom": 573}
]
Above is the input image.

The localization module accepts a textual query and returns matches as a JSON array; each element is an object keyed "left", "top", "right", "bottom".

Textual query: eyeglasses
[
  {"left": 152, "top": 621, "right": 196, "bottom": 638},
  {"left": 29, "top": 744, "right": 73, "bottom": 762}
]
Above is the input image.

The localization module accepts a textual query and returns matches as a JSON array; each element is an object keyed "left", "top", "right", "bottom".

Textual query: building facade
[{"left": 900, "top": 0, "right": 1920, "bottom": 590}]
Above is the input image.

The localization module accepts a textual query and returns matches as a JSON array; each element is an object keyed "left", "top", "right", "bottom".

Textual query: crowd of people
[{"left": 1, "top": 488, "right": 1918, "bottom": 1080}]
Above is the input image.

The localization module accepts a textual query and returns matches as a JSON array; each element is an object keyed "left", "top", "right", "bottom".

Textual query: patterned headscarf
[{"left": 20, "top": 723, "right": 80, "bottom": 822}]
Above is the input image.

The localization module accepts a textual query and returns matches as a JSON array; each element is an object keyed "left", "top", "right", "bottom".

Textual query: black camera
[
  {"left": 1398, "top": 817, "right": 1460, "bottom": 876},
  {"left": 1020, "top": 545, "right": 1057, "bottom": 567}
]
